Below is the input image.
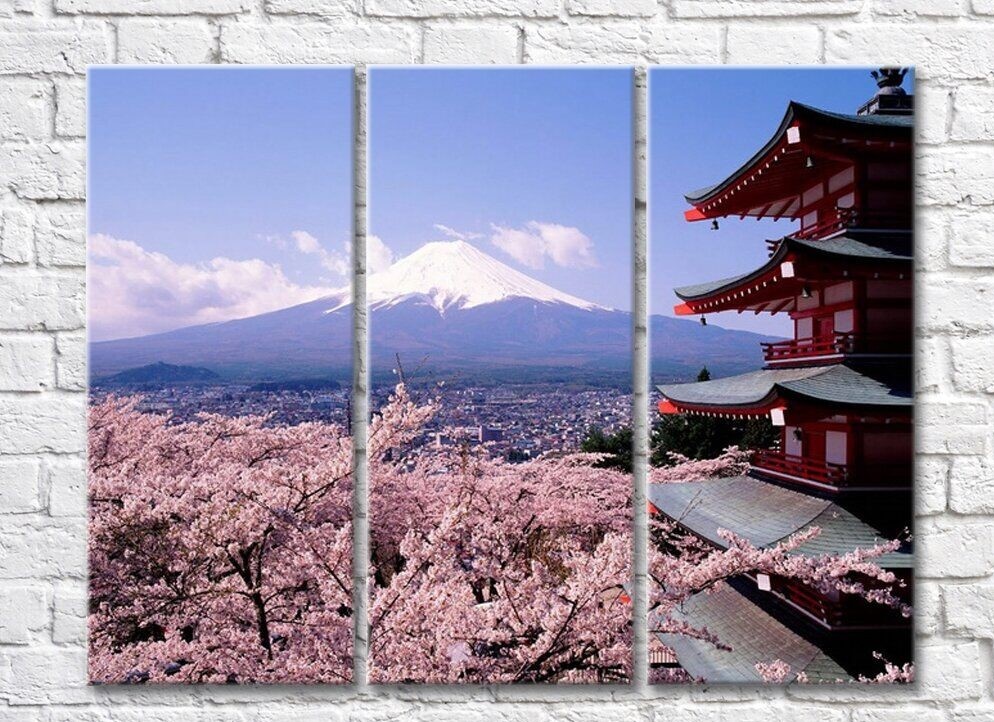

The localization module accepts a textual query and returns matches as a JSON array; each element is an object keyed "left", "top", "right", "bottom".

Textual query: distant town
[
  {"left": 373, "top": 383, "right": 631, "bottom": 460},
  {"left": 90, "top": 380, "right": 631, "bottom": 460}
]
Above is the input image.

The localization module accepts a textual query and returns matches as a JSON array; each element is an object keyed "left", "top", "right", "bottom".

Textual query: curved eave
[
  {"left": 672, "top": 232, "right": 913, "bottom": 315},
  {"left": 657, "top": 364, "right": 912, "bottom": 414},
  {"left": 684, "top": 101, "right": 913, "bottom": 208}
]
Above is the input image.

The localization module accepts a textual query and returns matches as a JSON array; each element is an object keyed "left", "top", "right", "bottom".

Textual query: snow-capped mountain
[
  {"left": 90, "top": 240, "right": 776, "bottom": 384},
  {"left": 363, "top": 240, "right": 603, "bottom": 314}
]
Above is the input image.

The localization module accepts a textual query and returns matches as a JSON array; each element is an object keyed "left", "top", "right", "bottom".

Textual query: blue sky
[
  {"left": 650, "top": 67, "right": 914, "bottom": 335},
  {"left": 88, "top": 67, "right": 353, "bottom": 340},
  {"left": 369, "top": 67, "right": 633, "bottom": 311}
]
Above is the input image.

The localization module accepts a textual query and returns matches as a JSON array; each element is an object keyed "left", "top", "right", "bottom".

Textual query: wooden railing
[
  {"left": 762, "top": 331, "right": 911, "bottom": 364},
  {"left": 751, "top": 449, "right": 848, "bottom": 487},
  {"left": 761, "top": 332, "right": 854, "bottom": 364}
]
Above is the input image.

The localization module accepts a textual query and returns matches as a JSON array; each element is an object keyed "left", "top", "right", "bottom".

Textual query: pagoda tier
[
  {"left": 656, "top": 363, "right": 912, "bottom": 496},
  {"left": 653, "top": 584, "right": 852, "bottom": 683},
  {"left": 683, "top": 102, "right": 913, "bottom": 240},
  {"left": 656, "top": 362, "right": 911, "bottom": 417},
  {"left": 673, "top": 231, "right": 912, "bottom": 367},
  {"left": 648, "top": 474, "right": 912, "bottom": 632}
]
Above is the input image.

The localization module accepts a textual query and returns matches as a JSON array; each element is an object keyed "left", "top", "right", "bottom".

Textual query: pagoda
[{"left": 650, "top": 69, "right": 914, "bottom": 682}]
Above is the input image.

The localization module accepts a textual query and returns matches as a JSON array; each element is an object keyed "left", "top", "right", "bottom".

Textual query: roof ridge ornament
[{"left": 859, "top": 67, "right": 913, "bottom": 116}]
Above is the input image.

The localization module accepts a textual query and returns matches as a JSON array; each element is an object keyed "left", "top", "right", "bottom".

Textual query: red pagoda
[{"left": 650, "top": 69, "right": 914, "bottom": 682}]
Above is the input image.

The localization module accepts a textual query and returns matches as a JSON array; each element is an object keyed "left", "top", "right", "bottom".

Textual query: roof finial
[
  {"left": 870, "top": 68, "right": 908, "bottom": 95},
  {"left": 858, "top": 67, "right": 912, "bottom": 116}
]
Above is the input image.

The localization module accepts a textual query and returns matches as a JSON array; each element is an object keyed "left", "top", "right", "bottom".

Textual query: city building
[{"left": 650, "top": 69, "right": 914, "bottom": 681}]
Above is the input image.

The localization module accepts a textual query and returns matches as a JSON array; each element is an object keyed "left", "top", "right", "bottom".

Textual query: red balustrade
[{"left": 751, "top": 449, "right": 848, "bottom": 487}]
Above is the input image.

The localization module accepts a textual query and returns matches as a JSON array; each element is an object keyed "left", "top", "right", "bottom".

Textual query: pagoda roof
[
  {"left": 647, "top": 474, "right": 912, "bottom": 568},
  {"left": 656, "top": 362, "right": 911, "bottom": 412},
  {"left": 654, "top": 584, "right": 851, "bottom": 683},
  {"left": 685, "top": 101, "right": 913, "bottom": 205},
  {"left": 674, "top": 230, "right": 912, "bottom": 303}
]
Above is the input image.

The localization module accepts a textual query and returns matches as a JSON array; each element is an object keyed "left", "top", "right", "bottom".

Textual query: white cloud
[
  {"left": 88, "top": 234, "right": 337, "bottom": 341},
  {"left": 489, "top": 221, "right": 598, "bottom": 270},
  {"left": 367, "top": 235, "right": 395, "bottom": 273},
  {"left": 289, "top": 230, "right": 349, "bottom": 277},
  {"left": 434, "top": 224, "right": 483, "bottom": 242}
]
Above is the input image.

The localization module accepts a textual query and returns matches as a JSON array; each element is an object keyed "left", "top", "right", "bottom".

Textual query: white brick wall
[{"left": 0, "top": 0, "right": 993, "bottom": 715}]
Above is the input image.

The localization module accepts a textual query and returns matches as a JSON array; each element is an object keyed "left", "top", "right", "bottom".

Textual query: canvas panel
[
  {"left": 366, "top": 67, "right": 635, "bottom": 685},
  {"left": 86, "top": 67, "right": 355, "bottom": 684},
  {"left": 648, "top": 67, "right": 914, "bottom": 685}
]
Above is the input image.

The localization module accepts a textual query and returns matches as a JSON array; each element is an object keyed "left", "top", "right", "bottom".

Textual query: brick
[
  {"left": 526, "top": 22, "right": 645, "bottom": 63},
  {"left": 0, "top": 335, "right": 53, "bottom": 391},
  {"left": 55, "top": 331, "right": 86, "bottom": 391},
  {"left": 945, "top": 583, "right": 994, "bottom": 638},
  {"left": 854, "top": 710, "right": 946, "bottom": 722},
  {"left": 2, "top": 143, "right": 86, "bottom": 201},
  {"left": 915, "top": 579, "right": 941, "bottom": 637},
  {"left": 0, "top": 647, "right": 89, "bottom": 705},
  {"left": 952, "top": 335, "right": 994, "bottom": 392},
  {"left": 0, "top": 78, "right": 48, "bottom": 140},
  {"left": 47, "top": 458, "right": 86, "bottom": 518},
  {"left": 916, "top": 207, "right": 947, "bottom": 272},
  {"left": 366, "top": 0, "right": 559, "bottom": 16},
  {"left": 265, "top": 0, "right": 358, "bottom": 15},
  {"left": 918, "top": 517, "right": 994, "bottom": 578},
  {"left": 917, "top": 400, "right": 988, "bottom": 455},
  {"left": 0, "top": 208, "right": 34, "bottom": 265},
  {"left": 871, "top": 0, "right": 962, "bottom": 15},
  {"left": 0, "top": 394, "right": 86, "bottom": 454},
  {"left": 118, "top": 18, "right": 216, "bottom": 63},
  {"left": 952, "top": 85, "right": 994, "bottom": 142},
  {"left": 949, "top": 213, "right": 994, "bottom": 267},
  {"left": 974, "top": 0, "right": 994, "bottom": 12},
  {"left": 567, "top": 0, "right": 658, "bottom": 15},
  {"left": 916, "top": 456, "right": 947, "bottom": 516},
  {"left": 918, "top": 146, "right": 994, "bottom": 206},
  {"left": 56, "top": 0, "right": 249, "bottom": 13},
  {"left": 221, "top": 22, "right": 417, "bottom": 63},
  {"left": 674, "top": 0, "right": 860, "bottom": 16},
  {"left": 0, "top": 457, "right": 42, "bottom": 513},
  {"left": 950, "top": 456, "right": 994, "bottom": 514},
  {"left": 52, "top": 581, "right": 86, "bottom": 644},
  {"left": 915, "top": 336, "right": 947, "bottom": 394},
  {"left": 0, "top": 271, "right": 85, "bottom": 331},
  {"left": 0, "top": 24, "right": 108, "bottom": 74},
  {"left": 0, "top": 585, "right": 48, "bottom": 644},
  {"left": 54, "top": 77, "right": 87, "bottom": 138},
  {"left": 0, "top": 519, "right": 86, "bottom": 578},
  {"left": 35, "top": 206, "right": 85, "bottom": 268},
  {"left": 916, "top": 82, "right": 950, "bottom": 145},
  {"left": 726, "top": 26, "right": 822, "bottom": 64},
  {"left": 921, "top": 277, "right": 994, "bottom": 333},
  {"left": 645, "top": 22, "right": 721, "bottom": 63},
  {"left": 827, "top": 26, "right": 994, "bottom": 82},
  {"left": 424, "top": 24, "right": 519, "bottom": 64},
  {"left": 527, "top": 21, "right": 720, "bottom": 64}
]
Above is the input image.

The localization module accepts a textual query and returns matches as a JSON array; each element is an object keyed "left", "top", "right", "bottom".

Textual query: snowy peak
[{"left": 365, "top": 240, "right": 604, "bottom": 314}]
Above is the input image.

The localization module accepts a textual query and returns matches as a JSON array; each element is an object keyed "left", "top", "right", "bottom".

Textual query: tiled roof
[
  {"left": 654, "top": 584, "right": 851, "bottom": 683},
  {"left": 674, "top": 230, "right": 912, "bottom": 301},
  {"left": 685, "top": 101, "right": 913, "bottom": 204},
  {"left": 656, "top": 363, "right": 911, "bottom": 409},
  {"left": 647, "top": 474, "right": 912, "bottom": 568}
]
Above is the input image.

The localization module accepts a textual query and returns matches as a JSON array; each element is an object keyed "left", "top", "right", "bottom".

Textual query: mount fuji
[{"left": 90, "top": 240, "right": 777, "bottom": 386}]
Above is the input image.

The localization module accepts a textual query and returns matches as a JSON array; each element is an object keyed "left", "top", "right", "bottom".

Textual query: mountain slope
[
  {"left": 365, "top": 240, "right": 603, "bottom": 313},
  {"left": 90, "top": 240, "right": 778, "bottom": 384}
]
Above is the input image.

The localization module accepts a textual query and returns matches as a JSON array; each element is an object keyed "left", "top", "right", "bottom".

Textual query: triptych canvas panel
[{"left": 86, "top": 65, "right": 914, "bottom": 686}]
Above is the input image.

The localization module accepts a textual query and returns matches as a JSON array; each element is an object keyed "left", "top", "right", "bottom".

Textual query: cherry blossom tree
[
  {"left": 88, "top": 396, "right": 353, "bottom": 684},
  {"left": 368, "top": 385, "right": 633, "bottom": 683}
]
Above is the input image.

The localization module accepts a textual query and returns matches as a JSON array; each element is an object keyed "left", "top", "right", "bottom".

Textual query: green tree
[{"left": 581, "top": 425, "right": 633, "bottom": 473}]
